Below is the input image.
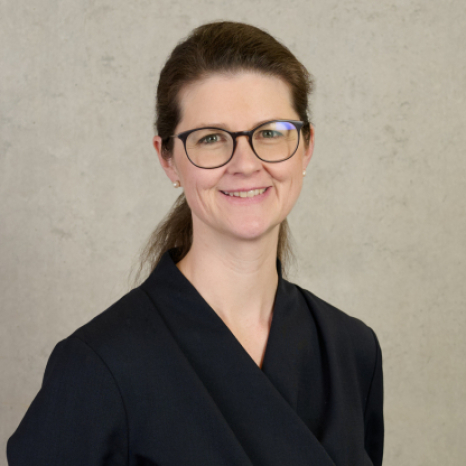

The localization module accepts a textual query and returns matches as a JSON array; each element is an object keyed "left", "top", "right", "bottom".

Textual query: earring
[
  {"left": 173, "top": 180, "right": 180, "bottom": 188},
  {"left": 303, "top": 170, "right": 306, "bottom": 177}
]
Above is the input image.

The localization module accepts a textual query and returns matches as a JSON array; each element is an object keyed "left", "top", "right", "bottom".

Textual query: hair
[{"left": 134, "top": 21, "right": 314, "bottom": 284}]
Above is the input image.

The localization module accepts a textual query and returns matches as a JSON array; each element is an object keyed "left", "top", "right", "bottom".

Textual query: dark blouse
[{"left": 8, "top": 249, "right": 384, "bottom": 466}]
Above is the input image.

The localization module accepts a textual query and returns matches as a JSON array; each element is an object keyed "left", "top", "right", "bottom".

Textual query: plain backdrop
[{"left": 1, "top": 1, "right": 465, "bottom": 465}]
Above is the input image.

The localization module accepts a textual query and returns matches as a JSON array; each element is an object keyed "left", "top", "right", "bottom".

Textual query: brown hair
[{"left": 134, "top": 21, "right": 313, "bottom": 283}]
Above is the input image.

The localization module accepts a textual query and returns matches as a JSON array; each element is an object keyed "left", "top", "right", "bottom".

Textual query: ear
[
  {"left": 302, "top": 125, "right": 315, "bottom": 171},
  {"left": 153, "top": 136, "right": 180, "bottom": 185}
]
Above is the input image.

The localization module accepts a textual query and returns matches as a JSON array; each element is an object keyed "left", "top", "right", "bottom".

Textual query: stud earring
[
  {"left": 173, "top": 180, "right": 180, "bottom": 188},
  {"left": 303, "top": 170, "right": 306, "bottom": 177}
]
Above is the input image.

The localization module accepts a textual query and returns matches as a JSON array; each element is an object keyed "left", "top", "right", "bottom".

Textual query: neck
[{"left": 176, "top": 221, "right": 280, "bottom": 330}]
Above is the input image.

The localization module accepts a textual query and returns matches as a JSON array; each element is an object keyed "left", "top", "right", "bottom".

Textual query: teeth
[{"left": 223, "top": 188, "right": 267, "bottom": 198}]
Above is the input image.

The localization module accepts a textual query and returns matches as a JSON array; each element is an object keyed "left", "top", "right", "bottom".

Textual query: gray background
[{"left": 1, "top": 0, "right": 465, "bottom": 464}]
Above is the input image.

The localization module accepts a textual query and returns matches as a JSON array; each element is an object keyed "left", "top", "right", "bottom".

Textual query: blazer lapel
[
  {"left": 142, "top": 251, "right": 336, "bottom": 466},
  {"left": 261, "top": 271, "right": 313, "bottom": 409},
  {"left": 297, "top": 287, "right": 377, "bottom": 466}
]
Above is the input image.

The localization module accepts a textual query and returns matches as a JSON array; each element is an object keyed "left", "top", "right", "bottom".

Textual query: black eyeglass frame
[{"left": 170, "top": 119, "right": 307, "bottom": 169}]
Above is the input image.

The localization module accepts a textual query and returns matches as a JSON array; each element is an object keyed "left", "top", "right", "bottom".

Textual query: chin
[{"left": 224, "top": 219, "right": 280, "bottom": 242}]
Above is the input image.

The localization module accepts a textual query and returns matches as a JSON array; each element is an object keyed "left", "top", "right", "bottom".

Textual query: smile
[{"left": 220, "top": 188, "right": 268, "bottom": 198}]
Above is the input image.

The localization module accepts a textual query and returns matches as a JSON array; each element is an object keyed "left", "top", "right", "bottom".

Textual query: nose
[{"left": 227, "top": 135, "right": 262, "bottom": 175}]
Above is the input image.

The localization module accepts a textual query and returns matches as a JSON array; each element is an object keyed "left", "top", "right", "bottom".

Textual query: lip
[
  {"left": 219, "top": 186, "right": 269, "bottom": 193},
  {"left": 219, "top": 186, "right": 271, "bottom": 204}
]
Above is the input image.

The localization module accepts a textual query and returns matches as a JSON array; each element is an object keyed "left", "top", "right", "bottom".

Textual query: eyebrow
[{"left": 192, "top": 118, "right": 286, "bottom": 130}]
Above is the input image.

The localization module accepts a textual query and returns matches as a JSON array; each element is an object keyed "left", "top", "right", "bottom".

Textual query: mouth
[{"left": 220, "top": 187, "right": 269, "bottom": 198}]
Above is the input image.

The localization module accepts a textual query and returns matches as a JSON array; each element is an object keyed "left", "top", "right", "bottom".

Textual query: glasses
[{"left": 170, "top": 119, "right": 306, "bottom": 169}]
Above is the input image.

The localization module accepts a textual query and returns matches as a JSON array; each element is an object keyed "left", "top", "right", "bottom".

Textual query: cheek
[
  {"left": 271, "top": 160, "right": 303, "bottom": 190},
  {"left": 287, "top": 175, "right": 304, "bottom": 206},
  {"left": 272, "top": 165, "right": 304, "bottom": 211},
  {"left": 175, "top": 154, "right": 214, "bottom": 197},
  {"left": 183, "top": 173, "right": 223, "bottom": 212}
]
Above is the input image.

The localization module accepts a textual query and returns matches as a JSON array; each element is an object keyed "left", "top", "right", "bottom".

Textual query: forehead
[{"left": 177, "top": 72, "right": 297, "bottom": 131}]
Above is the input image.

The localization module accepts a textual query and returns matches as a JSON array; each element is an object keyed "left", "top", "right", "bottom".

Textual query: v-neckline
[
  {"left": 142, "top": 249, "right": 313, "bottom": 408},
  {"left": 140, "top": 249, "right": 336, "bottom": 466},
  {"left": 167, "top": 249, "right": 282, "bottom": 372}
]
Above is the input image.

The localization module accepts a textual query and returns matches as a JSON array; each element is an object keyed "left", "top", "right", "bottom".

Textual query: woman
[{"left": 8, "top": 21, "right": 384, "bottom": 466}]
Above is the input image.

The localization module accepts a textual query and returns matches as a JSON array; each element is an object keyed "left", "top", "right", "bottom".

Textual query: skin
[{"left": 153, "top": 71, "right": 315, "bottom": 367}]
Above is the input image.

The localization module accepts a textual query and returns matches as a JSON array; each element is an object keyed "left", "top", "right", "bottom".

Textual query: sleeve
[
  {"left": 364, "top": 329, "right": 384, "bottom": 466},
  {"left": 7, "top": 336, "right": 128, "bottom": 466}
]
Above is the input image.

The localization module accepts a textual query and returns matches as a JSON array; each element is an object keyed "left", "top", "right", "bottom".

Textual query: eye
[
  {"left": 256, "top": 129, "right": 283, "bottom": 139},
  {"left": 200, "top": 134, "right": 218, "bottom": 143},
  {"left": 197, "top": 133, "right": 226, "bottom": 145}
]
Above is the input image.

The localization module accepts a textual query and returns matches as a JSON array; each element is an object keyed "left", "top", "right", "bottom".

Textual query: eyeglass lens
[{"left": 185, "top": 121, "right": 299, "bottom": 168}]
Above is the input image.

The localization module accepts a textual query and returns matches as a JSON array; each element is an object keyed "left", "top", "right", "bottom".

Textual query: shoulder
[
  {"left": 66, "top": 286, "right": 160, "bottom": 365},
  {"left": 297, "top": 285, "right": 378, "bottom": 347},
  {"left": 7, "top": 329, "right": 129, "bottom": 465},
  {"left": 296, "top": 285, "right": 381, "bottom": 384}
]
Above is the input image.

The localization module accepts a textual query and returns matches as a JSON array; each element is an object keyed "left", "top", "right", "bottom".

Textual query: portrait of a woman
[{"left": 7, "top": 21, "right": 384, "bottom": 466}]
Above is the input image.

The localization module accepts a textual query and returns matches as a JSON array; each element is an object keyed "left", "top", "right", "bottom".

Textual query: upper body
[
  {"left": 8, "top": 21, "right": 384, "bottom": 465},
  {"left": 7, "top": 249, "right": 383, "bottom": 466}
]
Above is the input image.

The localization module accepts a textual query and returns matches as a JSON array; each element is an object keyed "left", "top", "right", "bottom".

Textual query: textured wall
[{"left": 1, "top": 0, "right": 465, "bottom": 464}]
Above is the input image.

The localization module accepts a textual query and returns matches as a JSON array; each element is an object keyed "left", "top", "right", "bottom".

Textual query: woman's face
[{"left": 154, "top": 71, "right": 314, "bottom": 243}]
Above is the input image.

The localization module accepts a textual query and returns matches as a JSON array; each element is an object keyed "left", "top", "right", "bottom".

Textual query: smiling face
[{"left": 154, "top": 71, "right": 314, "bottom": 244}]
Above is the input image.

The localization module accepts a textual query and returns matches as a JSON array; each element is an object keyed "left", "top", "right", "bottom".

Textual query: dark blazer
[{"left": 8, "top": 249, "right": 384, "bottom": 466}]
